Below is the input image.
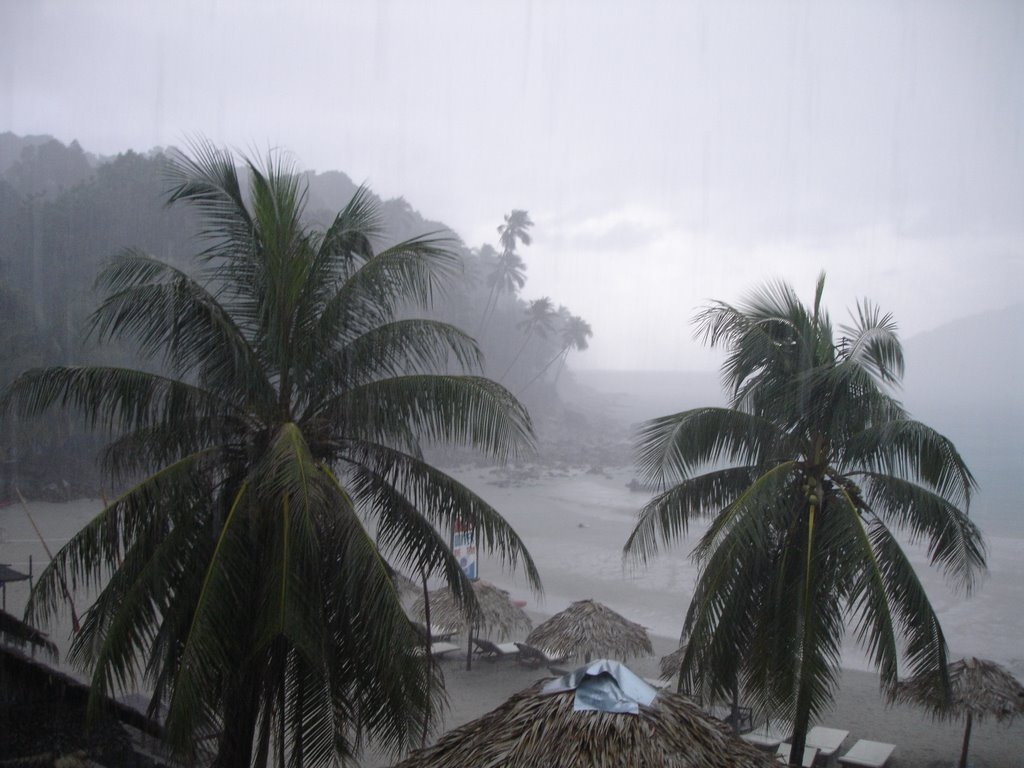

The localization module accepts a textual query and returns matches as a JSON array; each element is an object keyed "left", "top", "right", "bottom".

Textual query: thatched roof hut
[
  {"left": 895, "top": 656, "right": 1024, "bottom": 768},
  {"left": 0, "top": 643, "right": 170, "bottom": 765},
  {"left": 391, "top": 660, "right": 776, "bottom": 768},
  {"left": 527, "top": 599, "right": 653, "bottom": 662},
  {"left": 413, "top": 581, "right": 532, "bottom": 640}
]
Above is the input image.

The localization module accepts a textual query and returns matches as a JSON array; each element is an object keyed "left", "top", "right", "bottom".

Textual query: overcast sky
[{"left": 2, "top": 1, "right": 1022, "bottom": 370}]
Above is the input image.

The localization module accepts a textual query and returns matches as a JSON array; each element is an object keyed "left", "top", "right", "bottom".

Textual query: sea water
[{"left": 3, "top": 470, "right": 1022, "bottom": 682}]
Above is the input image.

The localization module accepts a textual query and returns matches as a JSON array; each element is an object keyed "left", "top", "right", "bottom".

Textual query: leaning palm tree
[
  {"left": 623, "top": 274, "right": 985, "bottom": 766},
  {"left": 499, "top": 297, "right": 557, "bottom": 383},
  {"left": 478, "top": 211, "right": 533, "bottom": 336},
  {"left": 496, "top": 209, "right": 533, "bottom": 255},
  {"left": 478, "top": 249, "right": 528, "bottom": 336},
  {"left": 1, "top": 142, "right": 541, "bottom": 768},
  {"left": 520, "top": 312, "right": 592, "bottom": 393}
]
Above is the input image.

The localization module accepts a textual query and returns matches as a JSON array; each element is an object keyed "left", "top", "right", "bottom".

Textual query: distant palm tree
[
  {"left": 521, "top": 312, "right": 593, "bottom": 392},
  {"left": 500, "top": 297, "right": 557, "bottom": 383},
  {"left": 2, "top": 143, "right": 541, "bottom": 768},
  {"left": 623, "top": 275, "right": 985, "bottom": 766},
  {"left": 497, "top": 209, "right": 533, "bottom": 254},
  {"left": 478, "top": 250, "right": 528, "bottom": 335},
  {"left": 478, "top": 211, "right": 534, "bottom": 336}
]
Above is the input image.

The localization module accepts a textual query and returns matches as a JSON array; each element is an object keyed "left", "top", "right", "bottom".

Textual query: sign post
[{"left": 451, "top": 518, "right": 477, "bottom": 581}]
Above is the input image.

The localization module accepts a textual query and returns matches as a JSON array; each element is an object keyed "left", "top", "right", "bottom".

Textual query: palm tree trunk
[
  {"left": 254, "top": 710, "right": 271, "bottom": 768},
  {"left": 499, "top": 332, "right": 534, "bottom": 383},
  {"left": 730, "top": 684, "right": 740, "bottom": 735},
  {"left": 215, "top": 665, "right": 262, "bottom": 768},
  {"left": 294, "top": 665, "right": 305, "bottom": 768},
  {"left": 788, "top": 511, "right": 819, "bottom": 765},
  {"left": 278, "top": 676, "right": 286, "bottom": 768},
  {"left": 959, "top": 712, "right": 973, "bottom": 768},
  {"left": 420, "top": 572, "right": 433, "bottom": 748},
  {"left": 519, "top": 347, "right": 568, "bottom": 394},
  {"left": 478, "top": 287, "right": 498, "bottom": 336}
]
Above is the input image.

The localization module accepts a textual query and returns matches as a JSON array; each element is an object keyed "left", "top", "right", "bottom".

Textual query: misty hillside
[
  {"left": 901, "top": 305, "right": 1024, "bottom": 535},
  {"left": 0, "top": 133, "right": 607, "bottom": 497},
  {"left": 902, "top": 303, "right": 1024, "bottom": 418}
]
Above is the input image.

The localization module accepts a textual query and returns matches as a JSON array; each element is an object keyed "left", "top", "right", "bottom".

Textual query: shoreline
[{"left": 358, "top": 622, "right": 1024, "bottom": 768}]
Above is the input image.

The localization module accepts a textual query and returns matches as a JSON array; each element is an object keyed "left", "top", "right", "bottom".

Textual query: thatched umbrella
[
  {"left": 895, "top": 656, "right": 1024, "bottom": 768},
  {"left": 413, "top": 581, "right": 532, "bottom": 670},
  {"left": 391, "top": 660, "right": 777, "bottom": 767},
  {"left": 527, "top": 599, "right": 653, "bottom": 662}
]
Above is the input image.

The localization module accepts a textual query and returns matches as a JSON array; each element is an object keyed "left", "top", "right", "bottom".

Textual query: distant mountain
[
  {"left": 564, "top": 369, "right": 723, "bottom": 428},
  {"left": 901, "top": 304, "right": 1024, "bottom": 535},
  {"left": 902, "top": 303, "right": 1024, "bottom": 418},
  {"left": 567, "top": 306, "right": 1024, "bottom": 535}
]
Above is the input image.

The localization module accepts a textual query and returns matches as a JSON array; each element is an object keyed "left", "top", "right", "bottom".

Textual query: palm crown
[
  {"left": 624, "top": 275, "right": 985, "bottom": 764},
  {"left": 2, "top": 143, "right": 541, "bottom": 766}
]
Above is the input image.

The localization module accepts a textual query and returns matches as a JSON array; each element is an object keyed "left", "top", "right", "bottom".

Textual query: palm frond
[
  {"left": 326, "top": 375, "right": 534, "bottom": 463},
  {"left": 164, "top": 139, "right": 256, "bottom": 262},
  {"left": 1, "top": 365, "right": 241, "bottom": 438},
  {"left": 859, "top": 472, "right": 985, "bottom": 593},
  {"left": 89, "top": 250, "right": 273, "bottom": 405},
  {"left": 838, "top": 299, "right": 904, "bottom": 385},
  {"left": 867, "top": 520, "right": 951, "bottom": 692},
  {"left": 633, "top": 407, "right": 787, "bottom": 489},
  {"left": 846, "top": 418, "right": 977, "bottom": 510},
  {"left": 623, "top": 466, "right": 760, "bottom": 565},
  {"left": 340, "top": 441, "right": 542, "bottom": 594}
]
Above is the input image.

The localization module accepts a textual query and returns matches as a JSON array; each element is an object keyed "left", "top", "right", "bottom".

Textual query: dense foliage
[{"left": 0, "top": 133, "right": 597, "bottom": 499}]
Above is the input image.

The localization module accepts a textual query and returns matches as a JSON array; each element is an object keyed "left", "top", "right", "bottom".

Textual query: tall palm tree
[
  {"left": 1, "top": 143, "right": 541, "bottom": 767},
  {"left": 478, "top": 250, "right": 527, "bottom": 335},
  {"left": 623, "top": 275, "right": 985, "bottom": 766},
  {"left": 496, "top": 209, "right": 533, "bottom": 255},
  {"left": 478, "top": 211, "right": 533, "bottom": 336},
  {"left": 499, "top": 297, "right": 557, "bottom": 383}
]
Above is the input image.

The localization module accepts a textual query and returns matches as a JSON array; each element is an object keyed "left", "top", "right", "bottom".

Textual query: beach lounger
[
  {"left": 429, "top": 624, "right": 456, "bottom": 641},
  {"left": 429, "top": 641, "right": 460, "bottom": 657},
  {"left": 837, "top": 739, "right": 896, "bottom": 768},
  {"left": 412, "top": 641, "right": 460, "bottom": 659},
  {"left": 742, "top": 720, "right": 793, "bottom": 750},
  {"left": 791, "top": 726, "right": 849, "bottom": 760},
  {"left": 514, "top": 642, "right": 570, "bottom": 673},
  {"left": 472, "top": 637, "right": 520, "bottom": 660},
  {"left": 707, "top": 704, "right": 754, "bottom": 733},
  {"left": 775, "top": 744, "right": 818, "bottom": 767}
]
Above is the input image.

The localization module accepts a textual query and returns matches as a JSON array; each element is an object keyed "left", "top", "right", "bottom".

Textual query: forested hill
[{"left": 0, "top": 134, "right": 623, "bottom": 500}]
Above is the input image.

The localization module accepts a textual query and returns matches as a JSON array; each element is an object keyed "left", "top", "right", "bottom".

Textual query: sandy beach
[
  {"left": 3, "top": 468, "right": 1023, "bottom": 766},
  {"left": 360, "top": 632, "right": 1024, "bottom": 768}
]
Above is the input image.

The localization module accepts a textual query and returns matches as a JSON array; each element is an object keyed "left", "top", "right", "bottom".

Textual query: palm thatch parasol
[
  {"left": 895, "top": 656, "right": 1024, "bottom": 768},
  {"left": 413, "top": 581, "right": 532, "bottom": 670},
  {"left": 391, "top": 660, "right": 776, "bottom": 767},
  {"left": 413, "top": 581, "right": 532, "bottom": 640},
  {"left": 526, "top": 599, "right": 653, "bottom": 662}
]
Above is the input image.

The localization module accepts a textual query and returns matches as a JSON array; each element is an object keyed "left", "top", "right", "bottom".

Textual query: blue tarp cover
[{"left": 541, "top": 659, "right": 657, "bottom": 715}]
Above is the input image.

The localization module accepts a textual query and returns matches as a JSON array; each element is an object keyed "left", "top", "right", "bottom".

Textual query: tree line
[{"left": 0, "top": 134, "right": 592, "bottom": 498}]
